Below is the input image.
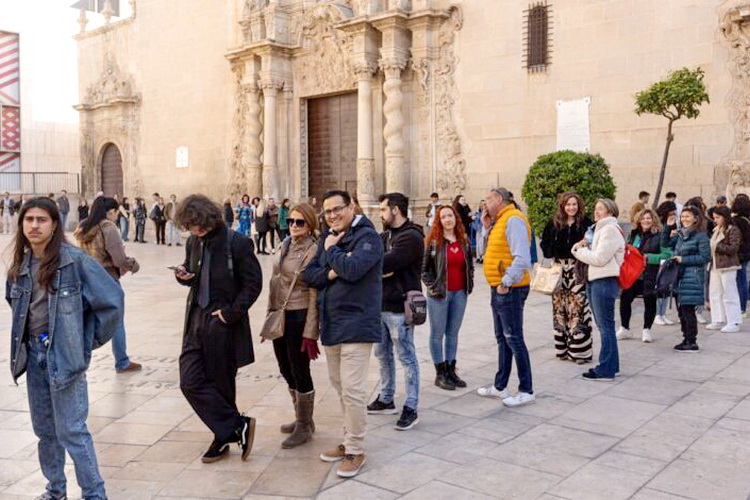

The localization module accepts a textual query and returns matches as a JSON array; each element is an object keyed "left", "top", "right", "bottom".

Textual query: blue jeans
[
  {"left": 119, "top": 216, "right": 129, "bottom": 240},
  {"left": 657, "top": 297, "right": 668, "bottom": 317},
  {"left": 112, "top": 282, "right": 131, "bottom": 371},
  {"left": 61, "top": 212, "right": 68, "bottom": 232},
  {"left": 737, "top": 260, "right": 748, "bottom": 314},
  {"left": 26, "top": 337, "right": 106, "bottom": 500},
  {"left": 374, "top": 312, "right": 420, "bottom": 410},
  {"left": 490, "top": 286, "right": 533, "bottom": 394},
  {"left": 427, "top": 291, "right": 468, "bottom": 363},
  {"left": 587, "top": 277, "right": 620, "bottom": 378}
]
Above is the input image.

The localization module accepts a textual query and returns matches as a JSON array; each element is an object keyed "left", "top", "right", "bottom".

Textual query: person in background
[
  {"left": 422, "top": 204, "right": 474, "bottom": 390},
  {"left": 57, "top": 189, "right": 70, "bottom": 231},
  {"left": 74, "top": 196, "right": 142, "bottom": 374},
  {"left": 706, "top": 206, "right": 743, "bottom": 333},
  {"left": 425, "top": 192, "right": 441, "bottom": 228},
  {"left": 352, "top": 196, "right": 365, "bottom": 216},
  {"left": 452, "top": 195, "right": 473, "bottom": 234},
  {"left": 165, "top": 194, "right": 182, "bottom": 246},
  {"left": 255, "top": 198, "right": 270, "bottom": 255},
  {"left": 133, "top": 197, "right": 148, "bottom": 243},
  {"left": 1, "top": 191, "right": 15, "bottom": 234},
  {"left": 707, "top": 194, "right": 728, "bottom": 219},
  {"left": 118, "top": 196, "right": 131, "bottom": 242},
  {"left": 278, "top": 198, "right": 291, "bottom": 240},
  {"left": 540, "top": 192, "right": 593, "bottom": 363},
  {"left": 267, "top": 197, "right": 280, "bottom": 253},
  {"left": 151, "top": 196, "right": 167, "bottom": 245},
  {"left": 684, "top": 196, "right": 712, "bottom": 325},
  {"left": 223, "top": 198, "right": 235, "bottom": 228},
  {"left": 264, "top": 203, "right": 320, "bottom": 449},
  {"left": 654, "top": 201, "right": 678, "bottom": 325},
  {"left": 731, "top": 194, "right": 750, "bottom": 317},
  {"left": 472, "top": 200, "right": 488, "bottom": 263},
  {"left": 78, "top": 197, "right": 90, "bottom": 224},
  {"left": 7, "top": 197, "right": 123, "bottom": 500},
  {"left": 236, "top": 195, "right": 253, "bottom": 236},
  {"left": 572, "top": 198, "right": 624, "bottom": 381},
  {"left": 629, "top": 191, "right": 650, "bottom": 227},
  {"left": 666, "top": 192, "right": 683, "bottom": 223},
  {"left": 664, "top": 206, "right": 711, "bottom": 352},
  {"left": 617, "top": 208, "right": 672, "bottom": 343}
]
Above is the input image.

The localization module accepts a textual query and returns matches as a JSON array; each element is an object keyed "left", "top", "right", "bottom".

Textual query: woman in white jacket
[{"left": 572, "top": 198, "right": 625, "bottom": 381}]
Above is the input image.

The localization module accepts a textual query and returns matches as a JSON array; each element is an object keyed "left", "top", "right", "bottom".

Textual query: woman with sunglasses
[{"left": 263, "top": 203, "right": 321, "bottom": 448}]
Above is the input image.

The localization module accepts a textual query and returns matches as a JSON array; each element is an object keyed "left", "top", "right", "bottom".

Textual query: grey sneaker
[
  {"left": 394, "top": 406, "right": 419, "bottom": 431},
  {"left": 36, "top": 493, "right": 67, "bottom": 500}
]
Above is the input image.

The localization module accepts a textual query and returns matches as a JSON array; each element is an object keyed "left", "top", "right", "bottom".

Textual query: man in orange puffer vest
[{"left": 476, "top": 187, "right": 535, "bottom": 408}]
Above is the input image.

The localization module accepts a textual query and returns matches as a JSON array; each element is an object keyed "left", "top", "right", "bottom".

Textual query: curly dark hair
[
  {"left": 175, "top": 194, "right": 224, "bottom": 231},
  {"left": 732, "top": 194, "right": 750, "bottom": 218}
]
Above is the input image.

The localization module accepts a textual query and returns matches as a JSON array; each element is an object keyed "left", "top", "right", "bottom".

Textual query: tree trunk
[{"left": 652, "top": 119, "right": 675, "bottom": 210}]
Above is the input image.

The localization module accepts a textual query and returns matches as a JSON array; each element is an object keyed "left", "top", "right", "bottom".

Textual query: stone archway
[{"left": 100, "top": 143, "right": 123, "bottom": 196}]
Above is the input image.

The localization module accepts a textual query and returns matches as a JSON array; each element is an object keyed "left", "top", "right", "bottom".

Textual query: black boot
[
  {"left": 434, "top": 362, "right": 456, "bottom": 390},
  {"left": 446, "top": 360, "right": 467, "bottom": 388}
]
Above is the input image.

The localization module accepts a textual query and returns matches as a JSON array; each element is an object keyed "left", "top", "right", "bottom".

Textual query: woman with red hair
[{"left": 422, "top": 205, "right": 474, "bottom": 390}]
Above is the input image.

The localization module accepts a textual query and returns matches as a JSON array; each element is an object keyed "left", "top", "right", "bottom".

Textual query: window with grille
[{"left": 524, "top": 2, "right": 552, "bottom": 72}]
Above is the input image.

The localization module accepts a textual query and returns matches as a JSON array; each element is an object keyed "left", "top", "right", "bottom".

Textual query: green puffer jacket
[{"left": 666, "top": 227, "right": 711, "bottom": 306}]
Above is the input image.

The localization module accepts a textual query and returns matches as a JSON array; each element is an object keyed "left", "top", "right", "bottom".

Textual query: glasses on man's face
[
  {"left": 287, "top": 218, "right": 307, "bottom": 228},
  {"left": 323, "top": 204, "right": 348, "bottom": 219}
]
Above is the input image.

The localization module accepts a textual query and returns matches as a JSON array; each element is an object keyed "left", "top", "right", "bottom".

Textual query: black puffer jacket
[
  {"left": 422, "top": 240, "right": 474, "bottom": 299},
  {"left": 381, "top": 221, "right": 425, "bottom": 313},
  {"left": 540, "top": 217, "right": 592, "bottom": 260},
  {"left": 627, "top": 229, "right": 670, "bottom": 296}
]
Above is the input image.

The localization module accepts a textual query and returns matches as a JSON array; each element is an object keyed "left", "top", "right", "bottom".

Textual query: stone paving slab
[{"left": 2, "top": 234, "right": 750, "bottom": 498}]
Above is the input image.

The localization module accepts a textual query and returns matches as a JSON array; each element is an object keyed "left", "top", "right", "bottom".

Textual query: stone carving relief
[
  {"left": 434, "top": 6, "right": 466, "bottom": 195},
  {"left": 293, "top": 3, "right": 357, "bottom": 97},
  {"left": 228, "top": 64, "right": 250, "bottom": 197},
  {"left": 719, "top": 2, "right": 750, "bottom": 198},
  {"left": 381, "top": 58, "right": 408, "bottom": 192},
  {"left": 82, "top": 52, "right": 139, "bottom": 107}
]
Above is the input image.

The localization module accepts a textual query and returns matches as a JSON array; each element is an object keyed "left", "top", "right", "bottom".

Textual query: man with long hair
[
  {"left": 6, "top": 197, "right": 123, "bottom": 500},
  {"left": 173, "top": 194, "right": 262, "bottom": 464}
]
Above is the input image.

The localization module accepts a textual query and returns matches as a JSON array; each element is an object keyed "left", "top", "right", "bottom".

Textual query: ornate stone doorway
[
  {"left": 308, "top": 92, "right": 358, "bottom": 202},
  {"left": 100, "top": 143, "right": 123, "bottom": 197}
]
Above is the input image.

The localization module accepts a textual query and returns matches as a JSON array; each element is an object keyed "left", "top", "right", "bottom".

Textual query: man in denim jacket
[{"left": 6, "top": 197, "right": 124, "bottom": 500}]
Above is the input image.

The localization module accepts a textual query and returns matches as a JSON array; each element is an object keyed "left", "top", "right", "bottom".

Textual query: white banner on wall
[
  {"left": 175, "top": 146, "right": 189, "bottom": 168},
  {"left": 556, "top": 97, "right": 591, "bottom": 153}
]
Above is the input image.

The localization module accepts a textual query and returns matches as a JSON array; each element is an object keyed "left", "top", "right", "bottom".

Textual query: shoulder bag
[
  {"left": 260, "top": 245, "right": 314, "bottom": 340},
  {"left": 530, "top": 259, "right": 563, "bottom": 295}
]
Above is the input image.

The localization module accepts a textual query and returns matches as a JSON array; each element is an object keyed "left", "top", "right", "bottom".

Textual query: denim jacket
[{"left": 6, "top": 244, "right": 124, "bottom": 388}]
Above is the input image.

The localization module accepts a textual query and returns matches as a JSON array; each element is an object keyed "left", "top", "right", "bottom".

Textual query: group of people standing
[{"left": 230, "top": 195, "right": 289, "bottom": 255}]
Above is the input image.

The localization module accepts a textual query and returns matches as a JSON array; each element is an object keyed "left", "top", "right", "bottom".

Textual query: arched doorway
[{"left": 100, "top": 143, "right": 123, "bottom": 197}]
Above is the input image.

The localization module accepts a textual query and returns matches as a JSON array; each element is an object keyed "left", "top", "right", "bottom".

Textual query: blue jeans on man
[
  {"left": 27, "top": 336, "right": 106, "bottom": 500},
  {"left": 587, "top": 277, "right": 620, "bottom": 377},
  {"left": 737, "top": 260, "right": 748, "bottom": 314},
  {"left": 374, "top": 312, "right": 420, "bottom": 410},
  {"left": 490, "top": 286, "right": 533, "bottom": 394},
  {"left": 60, "top": 212, "right": 68, "bottom": 232},
  {"left": 119, "top": 216, "right": 130, "bottom": 241}
]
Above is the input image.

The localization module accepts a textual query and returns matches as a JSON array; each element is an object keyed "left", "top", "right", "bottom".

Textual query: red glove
[{"left": 301, "top": 338, "right": 320, "bottom": 360}]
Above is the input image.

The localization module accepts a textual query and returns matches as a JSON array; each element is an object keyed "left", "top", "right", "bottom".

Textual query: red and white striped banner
[
  {"left": 0, "top": 152, "right": 20, "bottom": 172},
  {"left": 0, "top": 32, "right": 19, "bottom": 106}
]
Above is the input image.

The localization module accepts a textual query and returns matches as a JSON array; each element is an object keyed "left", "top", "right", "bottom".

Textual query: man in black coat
[
  {"left": 304, "top": 189, "right": 383, "bottom": 479},
  {"left": 174, "top": 194, "right": 262, "bottom": 464}
]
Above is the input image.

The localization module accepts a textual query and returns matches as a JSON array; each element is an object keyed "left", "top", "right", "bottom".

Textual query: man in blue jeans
[
  {"left": 6, "top": 197, "right": 124, "bottom": 500},
  {"left": 476, "top": 187, "right": 535, "bottom": 407},
  {"left": 368, "top": 193, "right": 425, "bottom": 430}
]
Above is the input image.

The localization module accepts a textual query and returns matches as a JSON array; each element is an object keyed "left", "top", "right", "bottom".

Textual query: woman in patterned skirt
[{"left": 540, "top": 192, "right": 593, "bottom": 364}]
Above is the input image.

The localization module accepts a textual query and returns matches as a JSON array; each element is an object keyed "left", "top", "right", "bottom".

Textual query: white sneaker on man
[
  {"left": 616, "top": 327, "right": 632, "bottom": 340},
  {"left": 654, "top": 316, "right": 667, "bottom": 326},
  {"left": 502, "top": 392, "right": 535, "bottom": 407},
  {"left": 664, "top": 316, "right": 676, "bottom": 325},
  {"left": 705, "top": 322, "right": 724, "bottom": 330},
  {"left": 696, "top": 312, "right": 708, "bottom": 324},
  {"left": 642, "top": 329, "right": 653, "bottom": 343},
  {"left": 476, "top": 384, "right": 509, "bottom": 399},
  {"left": 721, "top": 323, "right": 741, "bottom": 333}
]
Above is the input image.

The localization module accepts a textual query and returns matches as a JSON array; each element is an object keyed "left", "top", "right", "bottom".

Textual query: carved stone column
[
  {"left": 354, "top": 63, "right": 377, "bottom": 202},
  {"left": 246, "top": 83, "right": 263, "bottom": 196},
  {"left": 261, "top": 80, "right": 281, "bottom": 199}
]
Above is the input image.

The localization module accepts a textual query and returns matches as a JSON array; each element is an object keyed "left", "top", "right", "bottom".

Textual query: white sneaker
[
  {"left": 696, "top": 313, "right": 708, "bottom": 324},
  {"left": 616, "top": 327, "right": 632, "bottom": 340},
  {"left": 653, "top": 316, "right": 667, "bottom": 326},
  {"left": 642, "top": 329, "right": 653, "bottom": 343},
  {"left": 705, "top": 323, "right": 724, "bottom": 330},
  {"left": 743, "top": 311, "right": 748, "bottom": 319},
  {"left": 502, "top": 392, "right": 536, "bottom": 407},
  {"left": 721, "top": 323, "right": 741, "bottom": 333},
  {"left": 663, "top": 316, "right": 676, "bottom": 325},
  {"left": 476, "top": 384, "right": 509, "bottom": 399}
]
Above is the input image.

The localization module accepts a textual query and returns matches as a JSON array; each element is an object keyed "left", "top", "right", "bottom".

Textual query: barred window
[{"left": 524, "top": 2, "right": 552, "bottom": 72}]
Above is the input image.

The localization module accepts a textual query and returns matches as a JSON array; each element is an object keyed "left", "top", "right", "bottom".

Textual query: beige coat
[
  {"left": 265, "top": 235, "right": 319, "bottom": 340},
  {"left": 572, "top": 216, "right": 624, "bottom": 281},
  {"left": 74, "top": 220, "right": 139, "bottom": 280}
]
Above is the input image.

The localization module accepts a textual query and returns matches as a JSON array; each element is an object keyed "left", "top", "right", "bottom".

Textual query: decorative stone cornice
[
  {"left": 75, "top": 53, "right": 140, "bottom": 110},
  {"left": 379, "top": 57, "right": 408, "bottom": 78},
  {"left": 353, "top": 61, "right": 379, "bottom": 77}
]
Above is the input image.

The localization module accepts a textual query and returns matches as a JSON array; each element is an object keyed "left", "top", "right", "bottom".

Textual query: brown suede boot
[
  {"left": 280, "top": 387, "right": 315, "bottom": 434},
  {"left": 281, "top": 390, "right": 314, "bottom": 449}
]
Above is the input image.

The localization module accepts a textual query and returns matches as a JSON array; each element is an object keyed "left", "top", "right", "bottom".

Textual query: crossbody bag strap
[{"left": 280, "top": 245, "right": 316, "bottom": 309}]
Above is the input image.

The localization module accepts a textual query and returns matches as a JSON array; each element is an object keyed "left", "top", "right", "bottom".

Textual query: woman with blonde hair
[
  {"left": 264, "top": 202, "right": 321, "bottom": 448},
  {"left": 617, "top": 208, "right": 672, "bottom": 343}
]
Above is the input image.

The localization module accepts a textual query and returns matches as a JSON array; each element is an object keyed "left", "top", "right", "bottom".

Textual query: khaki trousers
[{"left": 324, "top": 342, "right": 372, "bottom": 455}]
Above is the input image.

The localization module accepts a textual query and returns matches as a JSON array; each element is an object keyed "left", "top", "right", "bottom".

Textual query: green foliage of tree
[
  {"left": 521, "top": 150, "right": 616, "bottom": 236},
  {"left": 635, "top": 67, "right": 710, "bottom": 209}
]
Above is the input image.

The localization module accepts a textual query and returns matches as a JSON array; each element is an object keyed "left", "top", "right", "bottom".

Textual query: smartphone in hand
[{"left": 167, "top": 266, "right": 179, "bottom": 271}]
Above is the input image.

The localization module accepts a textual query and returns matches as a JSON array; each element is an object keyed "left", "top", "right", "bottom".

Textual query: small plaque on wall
[
  {"left": 556, "top": 97, "right": 591, "bottom": 153},
  {"left": 176, "top": 146, "right": 189, "bottom": 168}
]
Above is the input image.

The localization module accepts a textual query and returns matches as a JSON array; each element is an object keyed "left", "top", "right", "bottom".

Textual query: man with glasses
[
  {"left": 477, "top": 187, "right": 535, "bottom": 407},
  {"left": 304, "top": 189, "right": 383, "bottom": 478}
]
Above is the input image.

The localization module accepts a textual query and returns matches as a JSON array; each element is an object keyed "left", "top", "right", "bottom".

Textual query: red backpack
[{"left": 617, "top": 228, "right": 646, "bottom": 289}]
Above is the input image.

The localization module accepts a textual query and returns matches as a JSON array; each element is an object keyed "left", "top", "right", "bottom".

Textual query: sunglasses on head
[{"left": 287, "top": 218, "right": 307, "bottom": 228}]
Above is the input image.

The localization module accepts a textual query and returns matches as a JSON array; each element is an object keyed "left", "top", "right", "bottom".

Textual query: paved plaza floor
[{"left": 2, "top": 232, "right": 750, "bottom": 499}]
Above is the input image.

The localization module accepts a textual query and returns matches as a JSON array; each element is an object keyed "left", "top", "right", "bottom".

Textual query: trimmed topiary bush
[{"left": 521, "top": 150, "right": 616, "bottom": 236}]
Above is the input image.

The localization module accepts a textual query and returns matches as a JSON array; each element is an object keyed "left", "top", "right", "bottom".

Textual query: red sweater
[{"left": 446, "top": 241, "right": 467, "bottom": 291}]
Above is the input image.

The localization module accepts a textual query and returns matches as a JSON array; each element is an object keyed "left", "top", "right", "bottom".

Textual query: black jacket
[
  {"left": 540, "top": 217, "right": 592, "bottom": 260},
  {"left": 455, "top": 203, "right": 473, "bottom": 233},
  {"left": 177, "top": 227, "right": 263, "bottom": 367},
  {"left": 733, "top": 215, "right": 750, "bottom": 262},
  {"left": 381, "top": 221, "right": 424, "bottom": 313},
  {"left": 303, "top": 215, "right": 383, "bottom": 345},
  {"left": 627, "top": 229, "right": 663, "bottom": 296},
  {"left": 422, "top": 239, "right": 474, "bottom": 298}
]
